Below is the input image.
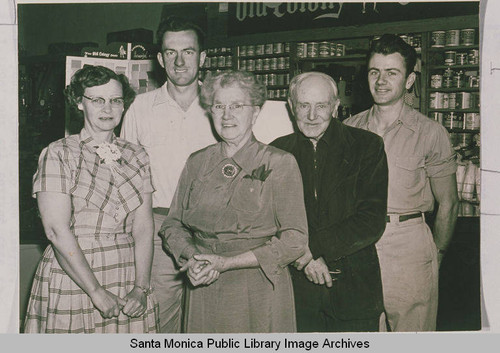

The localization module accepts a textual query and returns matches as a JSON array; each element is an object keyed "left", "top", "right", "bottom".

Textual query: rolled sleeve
[
  {"left": 252, "top": 153, "right": 308, "bottom": 285},
  {"left": 32, "top": 143, "right": 72, "bottom": 197},
  {"left": 425, "top": 125, "right": 457, "bottom": 178},
  {"left": 136, "top": 146, "right": 155, "bottom": 194}
]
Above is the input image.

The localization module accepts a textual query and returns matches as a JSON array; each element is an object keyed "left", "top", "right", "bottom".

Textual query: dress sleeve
[
  {"left": 425, "top": 124, "right": 457, "bottom": 178},
  {"left": 158, "top": 159, "right": 198, "bottom": 266},
  {"left": 252, "top": 153, "right": 308, "bottom": 285},
  {"left": 136, "top": 146, "right": 155, "bottom": 194},
  {"left": 32, "top": 143, "right": 72, "bottom": 197}
]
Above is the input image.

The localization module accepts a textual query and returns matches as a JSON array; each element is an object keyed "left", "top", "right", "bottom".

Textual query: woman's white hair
[{"left": 288, "top": 72, "right": 339, "bottom": 105}]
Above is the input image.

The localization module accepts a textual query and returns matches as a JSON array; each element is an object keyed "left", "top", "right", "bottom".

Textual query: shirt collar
[
  {"left": 153, "top": 81, "right": 202, "bottom": 110},
  {"left": 231, "top": 135, "right": 262, "bottom": 175},
  {"left": 78, "top": 127, "right": 118, "bottom": 149},
  {"left": 367, "top": 103, "right": 418, "bottom": 133}
]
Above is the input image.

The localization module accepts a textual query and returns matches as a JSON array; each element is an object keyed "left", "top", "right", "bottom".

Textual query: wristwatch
[{"left": 134, "top": 284, "right": 152, "bottom": 295}]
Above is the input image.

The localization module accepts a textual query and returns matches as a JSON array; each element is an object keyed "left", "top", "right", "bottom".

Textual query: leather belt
[
  {"left": 386, "top": 212, "right": 422, "bottom": 223},
  {"left": 153, "top": 207, "right": 170, "bottom": 216}
]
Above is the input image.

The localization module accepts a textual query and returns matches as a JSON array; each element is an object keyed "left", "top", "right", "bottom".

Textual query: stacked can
[
  {"left": 445, "top": 29, "right": 460, "bottom": 47},
  {"left": 307, "top": 42, "right": 319, "bottom": 58},
  {"left": 297, "top": 42, "right": 307, "bottom": 58},
  {"left": 460, "top": 29, "right": 475, "bottom": 46}
]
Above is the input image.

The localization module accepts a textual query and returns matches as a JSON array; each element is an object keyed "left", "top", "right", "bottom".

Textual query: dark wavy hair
[
  {"left": 200, "top": 70, "right": 267, "bottom": 110},
  {"left": 65, "top": 65, "right": 135, "bottom": 110},
  {"left": 156, "top": 15, "right": 205, "bottom": 52},
  {"left": 367, "top": 34, "right": 417, "bottom": 77}
]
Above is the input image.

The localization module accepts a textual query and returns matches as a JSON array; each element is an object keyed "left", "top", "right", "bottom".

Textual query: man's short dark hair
[
  {"left": 367, "top": 34, "right": 417, "bottom": 77},
  {"left": 156, "top": 15, "right": 205, "bottom": 52}
]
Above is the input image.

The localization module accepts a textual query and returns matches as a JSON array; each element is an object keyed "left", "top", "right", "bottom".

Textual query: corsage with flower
[
  {"left": 243, "top": 164, "right": 272, "bottom": 182},
  {"left": 95, "top": 142, "right": 122, "bottom": 166}
]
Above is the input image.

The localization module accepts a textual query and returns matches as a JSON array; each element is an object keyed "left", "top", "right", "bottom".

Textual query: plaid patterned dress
[{"left": 24, "top": 129, "right": 159, "bottom": 333}]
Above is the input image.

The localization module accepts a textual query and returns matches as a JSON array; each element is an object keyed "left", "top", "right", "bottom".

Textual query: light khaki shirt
[
  {"left": 121, "top": 83, "right": 217, "bottom": 208},
  {"left": 345, "top": 104, "right": 457, "bottom": 214}
]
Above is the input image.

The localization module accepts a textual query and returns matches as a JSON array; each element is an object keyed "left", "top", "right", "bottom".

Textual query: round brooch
[{"left": 222, "top": 163, "right": 238, "bottom": 178}]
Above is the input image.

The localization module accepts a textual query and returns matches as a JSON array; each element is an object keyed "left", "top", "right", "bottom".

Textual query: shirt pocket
[
  {"left": 230, "top": 178, "right": 263, "bottom": 214},
  {"left": 395, "top": 156, "right": 425, "bottom": 189},
  {"left": 183, "top": 178, "right": 205, "bottom": 210}
]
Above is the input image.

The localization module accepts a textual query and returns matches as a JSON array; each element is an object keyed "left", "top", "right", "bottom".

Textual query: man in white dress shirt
[{"left": 120, "top": 16, "right": 217, "bottom": 333}]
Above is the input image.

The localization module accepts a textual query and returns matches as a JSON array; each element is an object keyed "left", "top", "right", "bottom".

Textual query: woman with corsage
[
  {"left": 159, "top": 70, "right": 308, "bottom": 333},
  {"left": 24, "top": 65, "right": 159, "bottom": 333}
]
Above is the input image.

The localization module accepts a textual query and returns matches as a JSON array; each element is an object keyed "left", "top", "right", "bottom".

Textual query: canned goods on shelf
[
  {"left": 255, "top": 59, "right": 263, "bottom": 71},
  {"left": 460, "top": 29, "right": 475, "bottom": 46},
  {"left": 448, "top": 93, "right": 457, "bottom": 109},
  {"left": 268, "top": 73, "right": 277, "bottom": 86},
  {"left": 285, "top": 73, "right": 290, "bottom": 84},
  {"left": 285, "top": 57, "right": 290, "bottom": 69},
  {"left": 239, "top": 46, "right": 246, "bottom": 57},
  {"left": 444, "top": 51, "right": 456, "bottom": 66},
  {"left": 277, "top": 57, "right": 286, "bottom": 69},
  {"left": 247, "top": 59, "right": 255, "bottom": 71},
  {"left": 336, "top": 43, "right": 345, "bottom": 57},
  {"left": 444, "top": 112, "right": 462, "bottom": 129},
  {"left": 431, "top": 74, "right": 443, "bottom": 88},
  {"left": 225, "top": 56, "right": 232, "bottom": 68},
  {"left": 263, "top": 58, "right": 270, "bottom": 71},
  {"left": 239, "top": 59, "right": 246, "bottom": 71},
  {"left": 204, "top": 57, "right": 211, "bottom": 68},
  {"left": 471, "top": 92, "right": 480, "bottom": 108},
  {"left": 220, "top": 47, "right": 227, "bottom": 53},
  {"left": 284, "top": 42, "right": 290, "bottom": 53},
  {"left": 265, "top": 43, "right": 273, "bottom": 55},
  {"left": 268, "top": 90, "right": 275, "bottom": 99},
  {"left": 218, "top": 56, "right": 226, "bottom": 68},
  {"left": 319, "top": 41, "right": 330, "bottom": 57},
  {"left": 256, "top": 44, "right": 265, "bottom": 56},
  {"left": 246, "top": 45, "right": 255, "bottom": 56},
  {"left": 261, "top": 74, "right": 268, "bottom": 85},
  {"left": 211, "top": 57, "right": 219, "bottom": 68},
  {"left": 280, "top": 89, "right": 288, "bottom": 98},
  {"left": 330, "top": 42, "right": 337, "bottom": 57},
  {"left": 456, "top": 92, "right": 472, "bottom": 109},
  {"left": 430, "top": 92, "right": 444, "bottom": 109},
  {"left": 465, "top": 113, "right": 480, "bottom": 130},
  {"left": 468, "top": 49, "right": 479, "bottom": 65},
  {"left": 307, "top": 42, "right": 319, "bottom": 58},
  {"left": 445, "top": 29, "right": 460, "bottom": 47},
  {"left": 297, "top": 43, "right": 307, "bottom": 58},
  {"left": 273, "top": 43, "right": 284, "bottom": 54},
  {"left": 431, "top": 31, "right": 446, "bottom": 47},
  {"left": 270, "top": 57, "right": 278, "bottom": 70},
  {"left": 442, "top": 93, "right": 450, "bottom": 109}
]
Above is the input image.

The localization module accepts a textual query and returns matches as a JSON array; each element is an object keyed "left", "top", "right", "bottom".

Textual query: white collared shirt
[{"left": 121, "top": 83, "right": 217, "bottom": 208}]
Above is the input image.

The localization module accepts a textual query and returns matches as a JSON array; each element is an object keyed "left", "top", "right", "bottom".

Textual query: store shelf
[
  {"left": 428, "top": 44, "right": 479, "bottom": 52},
  {"left": 248, "top": 69, "right": 289, "bottom": 74},
  {"left": 239, "top": 53, "right": 289, "bottom": 59},
  {"left": 296, "top": 54, "right": 366, "bottom": 63},
  {"left": 428, "top": 87, "right": 479, "bottom": 92},
  {"left": 428, "top": 108, "right": 479, "bottom": 113},
  {"left": 447, "top": 128, "right": 480, "bottom": 133},
  {"left": 429, "top": 64, "right": 479, "bottom": 70}
]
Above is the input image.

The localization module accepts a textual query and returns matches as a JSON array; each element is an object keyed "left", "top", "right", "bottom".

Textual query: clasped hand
[
  {"left": 294, "top": 249, "right": 336, "bottom": 288},
  {"left": 91, "top": 286, "right": 147, "bottom": 319},
  {"left": 180, "top": 254, "right": 225, "bottom": 287}
]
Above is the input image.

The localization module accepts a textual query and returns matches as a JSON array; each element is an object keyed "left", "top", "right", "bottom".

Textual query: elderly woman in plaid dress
[{"left": 24, "top": 65, "right": 159, "bottom": 333}]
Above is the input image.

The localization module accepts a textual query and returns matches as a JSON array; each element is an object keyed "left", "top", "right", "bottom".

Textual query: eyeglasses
[
  {"left": 210, "top": 103, "right": 254, "bottom": 115},
  {"left": 296, "top": 102, "right": 332, "bottom": 113},
  {"left": 83, "top": 95, "right": 124, "bottom": 108}
]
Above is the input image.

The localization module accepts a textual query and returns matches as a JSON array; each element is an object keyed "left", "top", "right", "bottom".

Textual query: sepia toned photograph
[{"left": 15, "top": 0, "right": 484, "bottom": 338}]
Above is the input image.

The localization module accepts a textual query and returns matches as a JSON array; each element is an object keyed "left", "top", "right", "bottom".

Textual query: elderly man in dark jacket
[{"left": 271, "top": 72, "right": 388, "bottom": 332}]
